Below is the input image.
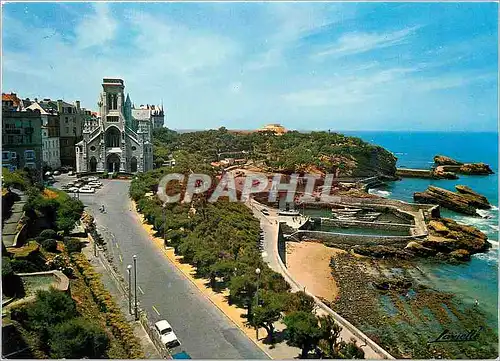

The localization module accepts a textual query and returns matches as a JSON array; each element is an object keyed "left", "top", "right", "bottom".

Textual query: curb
[{"left": 131, "top": 200, "right": 273, "bottom": 360}]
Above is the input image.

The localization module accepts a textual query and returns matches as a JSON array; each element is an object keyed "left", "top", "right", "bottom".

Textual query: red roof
[{"left": 2, "top": 93, "right": 21, "bottom": 105}]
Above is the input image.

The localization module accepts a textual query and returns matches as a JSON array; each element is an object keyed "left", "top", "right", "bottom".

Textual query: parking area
[{"left": 51, "top": 173, "right": 107, "bottom": 196}]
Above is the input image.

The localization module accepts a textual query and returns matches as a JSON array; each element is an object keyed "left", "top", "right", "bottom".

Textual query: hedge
[{"left": 71, "top": 253, "right": 144, "bottom": 359}]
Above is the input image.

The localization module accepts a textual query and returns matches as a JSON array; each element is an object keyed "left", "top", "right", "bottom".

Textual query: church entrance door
[{"left": 107, "top": 154, "right": 120, "bottom": 173}]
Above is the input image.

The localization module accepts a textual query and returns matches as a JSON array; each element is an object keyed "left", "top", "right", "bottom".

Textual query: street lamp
[
  {"left": 163, "top": 204, "right": 167, "bottom": 242},
  {"left": 127, "top": 265, "right": 132, "bottom": 315},
  {"left": 133, "top": 255, "right": 138, "bottom": 320},
  {"left": 254, "top": 267, "right": 261, "bottom": 340}
]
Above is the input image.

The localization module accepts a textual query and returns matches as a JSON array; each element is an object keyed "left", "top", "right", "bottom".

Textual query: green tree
[
  {"left": 318, "top": 314, "right": 343, "bottom": 357},
  {"left": 338, "top": 341, "right": 365, "bottom": 359},
  {"left": 283, "top": 311, "right": 322, "bottom": 358},
  {"left": 49, "top": 318, "right": 109, "bottom": 359},
  {"left": 250, "top": 290, "right": 287, "bottom": 343},
  {"left": 285, "top": 291, "right": 316, "bottom": 314}
]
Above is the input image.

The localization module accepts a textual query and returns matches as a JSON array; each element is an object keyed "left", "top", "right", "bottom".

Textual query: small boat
[{"left": 278, "top": 210, "right": 300, "bottom": 216}]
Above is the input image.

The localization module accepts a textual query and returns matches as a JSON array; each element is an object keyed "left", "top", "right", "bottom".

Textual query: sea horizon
[{"left": 172, "top": 128, "right": 499, "bottom": 134}]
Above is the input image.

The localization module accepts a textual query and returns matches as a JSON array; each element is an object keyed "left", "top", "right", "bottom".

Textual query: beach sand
[{"left": 286, "top": 241, "right": 343, "bottom": 302}]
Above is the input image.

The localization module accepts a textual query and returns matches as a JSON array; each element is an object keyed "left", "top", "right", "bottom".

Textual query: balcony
[{"left": 5, "top": 129, "right": 21, "bottom": 135}]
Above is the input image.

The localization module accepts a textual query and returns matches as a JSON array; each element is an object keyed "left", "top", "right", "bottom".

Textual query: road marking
[
  {"left": 138, "top": 286, "right": 145, "bottom": 295},
  {"left": 152, "top": 305, "right": 160, "bottom": 316},
  {"left": 115, "top": 242, "right": 119, "bottom": 249},
  {"left": 119, "top": 254, "right": 123, "bottom": 263}
]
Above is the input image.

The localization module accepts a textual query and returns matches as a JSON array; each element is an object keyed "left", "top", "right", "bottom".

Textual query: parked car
[
  {"left": 172, "top": 352, "right": 191, "bottom": 359},
  {"left": 87, "top": 176, "right": 99, "bottom": 182},
  {"left": 68, "top": 187, "right": 80, "bottom": 193},
  {"left": 74, "top": 182, "right": 83, "bottom": 188},
  {"left": 154, "top": 320, "right": 181, "bottom": 349},
  {"left": 88, "top": 181, "right": 102, "bottom": 188},
  {"left": 53, "top": 170, "right": 61, "bottom": 176},
  {"left": 261, "top": 208, "right": 270, "bottom": 216},
  {"left": 79, "top": 186, "right": 95, "bottom": 193},
  {"left": 68, "top": 171, "right": 75, "bottom": 176}
]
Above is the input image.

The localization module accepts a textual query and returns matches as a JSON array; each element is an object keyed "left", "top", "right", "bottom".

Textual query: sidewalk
[
  {"left": 81, "top": 243, "right": 162, "bottom": 359},
  {"left": 135, "top": 207, "right": 301, "bottom": 360},
  {"left": 2, "top": 190, "right": 27, "bottom": 247}
]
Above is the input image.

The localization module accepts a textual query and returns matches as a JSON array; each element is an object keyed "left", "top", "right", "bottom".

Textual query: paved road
[{"left": 69, "top": 178, "right": 268, "bottom": 359}]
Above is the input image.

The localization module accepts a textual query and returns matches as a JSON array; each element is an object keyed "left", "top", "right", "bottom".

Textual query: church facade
[{"left": 75, "top": 78, "right": 162, "bottom": 174}]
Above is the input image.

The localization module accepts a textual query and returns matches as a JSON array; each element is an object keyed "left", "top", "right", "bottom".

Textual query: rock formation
[
  {"left": 434, "top": 155, "right": 462, "bottom": 166},
  {"left": 351, "top": 217, "right": 490, "bottom": 262},
  {"left": 433, "top": 155, "right": 494, "bottom": 175},
  {"left": 414, "top": 186, "right": 478, "bottom": 216},
  {"left": 431, "top": 167, "right": 459, "bottom": 180},
  {"left": 424, "top": 218, "right": 490, "bottom": 254},
  {"left": 455, "top": 185, "right": 491, "bottom": 209}
]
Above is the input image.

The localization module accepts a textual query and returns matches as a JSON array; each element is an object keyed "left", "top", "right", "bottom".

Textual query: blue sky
[{"left": 2, "top": 2, "right": 498, "bottom": 131}]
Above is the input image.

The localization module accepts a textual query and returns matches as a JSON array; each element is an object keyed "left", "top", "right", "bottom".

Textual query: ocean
[{"left": 343, "top": 131, "right": 498, "bottom": 326}]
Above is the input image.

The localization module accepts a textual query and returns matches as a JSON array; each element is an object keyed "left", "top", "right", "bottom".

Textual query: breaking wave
[{"left": 368, "top": 189, "right": 391, "bottom": 197}]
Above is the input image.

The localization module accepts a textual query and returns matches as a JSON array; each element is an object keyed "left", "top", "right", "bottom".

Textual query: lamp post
[
  {"left": 133, "top": 255, "right": 138, "bottom": 320},
  {"left": 254, "top": 267, "right": 261, "bottom": 340},
  {"left": 163, "top": 204, "right": 167, "bottom": 242},
  {"left": 127, "top": 265, "right": 132, "bottom": 315}
]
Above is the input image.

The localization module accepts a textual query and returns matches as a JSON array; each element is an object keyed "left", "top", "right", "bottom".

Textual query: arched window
[
  {"left": 90, "top": 157, "right": 97, "bottom": 172},
  {"left": 130, "top": 157, "right": 138, "bottom": 173},
  {"left": 105, "top": 127, "right": 121, "bottom": 147}
]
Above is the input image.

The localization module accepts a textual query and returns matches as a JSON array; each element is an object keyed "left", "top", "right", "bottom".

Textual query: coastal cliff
[{"left": 413, "top": 185, "right": 490, "bottom": 216}]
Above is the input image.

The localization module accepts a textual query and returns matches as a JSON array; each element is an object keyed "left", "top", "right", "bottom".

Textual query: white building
[{"left": 75, "top": 78, "right": 155, "bottom": 173}]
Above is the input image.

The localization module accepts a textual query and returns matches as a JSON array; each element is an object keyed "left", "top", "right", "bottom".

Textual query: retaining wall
[
  {"left": 318, "top": 218, "right": 412, "bottom": 233},
  {"left": 290, "top": 230, "right": 417, "bottom": 247}
]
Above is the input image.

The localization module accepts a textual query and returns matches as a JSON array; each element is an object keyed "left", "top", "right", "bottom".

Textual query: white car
[
  {"left": 68, "top": 171, "right": 75, "bottom": 176},
  {"left": 88, "top": 181, "right": 102, "bottom": 188},
  {"left": 87, "top": 176, "right": 99, "bottom": 182},
  {"left": 79, "top": 186, "right": 95, "bottom": 193},
  {"left": 154, "top": 320, "right": 181, "bottom": 349},
  {"left": 68, "top": 187, "right": 80, "bottom": 193}
]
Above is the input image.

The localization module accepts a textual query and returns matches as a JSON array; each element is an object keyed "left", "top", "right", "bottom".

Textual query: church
[{"left": 76, "top": 78, "right": 163, "bottom": 174}]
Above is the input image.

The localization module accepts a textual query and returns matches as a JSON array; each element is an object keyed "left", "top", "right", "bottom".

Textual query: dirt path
[{"left": 286, "top": 241, "right": 343, "bottom": 302}]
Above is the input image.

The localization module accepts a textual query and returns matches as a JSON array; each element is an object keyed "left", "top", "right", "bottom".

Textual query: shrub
[
  {"left": 10, "top": 259, "right": 44, "bottom": 273},
  {"left": 111, "top": 172, "right": 118, "bottom": 179},
  {"left": 71, "top": 254, "right": 144, "bottom": 358},
  {"left": 40, "top": 229, "right": 58, "bottom": 241},
  {"left": 49, "top": 318, "right": 109, "bottom": 359},
  {"left": 24, "top": 289, "right": 77, "bottom": 331},
  {"left": 41, "top": 239, "right": 58, "bottom": 252},
  {"left": 64, "top": 239, "right": 82, "bottom": 253}
]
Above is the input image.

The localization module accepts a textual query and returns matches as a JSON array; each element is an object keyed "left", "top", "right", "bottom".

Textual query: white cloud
[
  {"left": 74, "top": 3, "right": 117, "bottom": 49},
  {"left": 244, "top": 3, "right": 350, "bottom": 71},
  {"left": 313, "top": 26, "right": 420, "bottom": 59}
]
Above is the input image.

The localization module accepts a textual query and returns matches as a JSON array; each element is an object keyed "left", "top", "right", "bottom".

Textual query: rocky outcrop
[
  {"left": 455, "top": 185, "right": 491, "bottom": 209},
  {"left": 431, "top": 167, "right": 459, "bottom": 180},
  {"left": 433, "top": 155, "right": 494, "bottom": 175},
  {"left": 456, "top": 163, "right": 494, "bottom": 175},
  {"left": 434, "top": 155, "right": 462, "bottom": 166},
  {"left": 425, "top": 218, "right": 490, "bottom": 254},
  {"left": 414, "top": 186, "right": 478, "bottom": 216}
]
